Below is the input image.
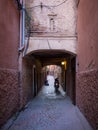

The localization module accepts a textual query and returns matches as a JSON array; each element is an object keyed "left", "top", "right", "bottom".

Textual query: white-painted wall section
[{"left": 25, "top": 0, "right": 77, "bottom": 55}]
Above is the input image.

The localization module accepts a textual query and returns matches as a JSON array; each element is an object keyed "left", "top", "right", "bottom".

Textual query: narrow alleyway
[
  {"left": 0, "top": 1, "right": 98, "bottom": 130},
  {"left": 2, "top": 84, "right": 92, "bottom": 130}
]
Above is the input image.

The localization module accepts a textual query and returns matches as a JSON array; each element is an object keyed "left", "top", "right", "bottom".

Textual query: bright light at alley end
[{"left": 61, "top": 61, "right": 67, "bottom": 70}]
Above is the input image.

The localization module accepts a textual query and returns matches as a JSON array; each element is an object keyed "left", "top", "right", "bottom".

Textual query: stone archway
[{"left": 24, "top": 49, "right": 76, "bottom": 104}]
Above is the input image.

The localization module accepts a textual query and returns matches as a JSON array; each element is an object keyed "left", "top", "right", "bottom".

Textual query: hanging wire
[
  {"left": 27, "top": 0, "right": 68, "bottom": 10},
  {"left": 48, "top": 0, "right": 68, "bottom": 7},
  {"left": 25, "top": 0, "right": 68, "bottom": 27}
]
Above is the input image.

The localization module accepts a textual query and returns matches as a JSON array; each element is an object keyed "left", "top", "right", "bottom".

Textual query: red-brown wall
[
  {"left": 66, "top": 57, "right": 76, "bottom": 104},
  {"left": 0, "top": 0, "right": 20, "bottom": 127},
  {"left": 77, "top": 0, "right": 98, "bottom": 129},
  {"left": 20, "top": 58, "right": 33, "bottom": 108}
]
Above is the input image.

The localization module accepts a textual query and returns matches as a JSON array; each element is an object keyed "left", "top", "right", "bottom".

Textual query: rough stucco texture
[
  {"left": 26, "top": 0, "right": 76, "bottom": 35},
  {"left": 0, "top": 68, "right": 19, "bottom": 127},
  {"left": 0, "top": 0, "right": 19, "bottom": 127},
  {"left": 76, "top": 69, "right": 98, "bottom": 130}
]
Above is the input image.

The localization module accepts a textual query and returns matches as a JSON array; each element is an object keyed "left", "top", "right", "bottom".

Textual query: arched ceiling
[{"left": 27, "top": 49, "right": 75, "bottom": 66}]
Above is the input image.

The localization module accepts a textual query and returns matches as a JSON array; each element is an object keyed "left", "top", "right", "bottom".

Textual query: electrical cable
[
  {"left": 48, "top": 0, "right": 68, "bottom": 7},
  {"left": 27, "top": 0, "right": 68, "bottom": 10}
]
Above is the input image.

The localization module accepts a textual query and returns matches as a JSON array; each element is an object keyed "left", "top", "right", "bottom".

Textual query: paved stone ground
[{"left": 1, "top": 86, "right": 92, "bottom": 130}]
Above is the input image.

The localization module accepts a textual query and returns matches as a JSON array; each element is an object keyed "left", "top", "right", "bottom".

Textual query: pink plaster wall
[
  {"left": 77, "top": 0, "right": 98, "bottom": 71},
  {"left": 0, "top": 0, "right": 19, "bottom": 69},
  {"left": 77, "top": 0, "right": 98, "bottom": 129},
  {"left": 0, "top": 0, "right": 20, "bottom": 127}
]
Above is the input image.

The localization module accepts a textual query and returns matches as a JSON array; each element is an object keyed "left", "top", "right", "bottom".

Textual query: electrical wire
[
  {"left": 27, "top": 0, "right": 68, "bottom": 10},
  {"left": 48, "top": 0, "right": 68, "bottom": 7}
]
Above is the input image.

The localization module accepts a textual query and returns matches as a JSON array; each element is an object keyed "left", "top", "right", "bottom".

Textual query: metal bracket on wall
[
  {"left": 76, "top": 0, "right": 80, "bottom": 7},
  {"left": 14, "top": 0, "right": 22, "bottom": 10}
]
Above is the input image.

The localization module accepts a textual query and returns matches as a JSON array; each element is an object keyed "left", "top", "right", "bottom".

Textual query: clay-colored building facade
[
  {"left": 0, "top": 0, "right": 98, "bottom": 130},
  {"left": 77, "top": 0, "right": 98, "bottom": 129},
  {"left": 0, "top": 0, "right": 20, "bottom": 126}
]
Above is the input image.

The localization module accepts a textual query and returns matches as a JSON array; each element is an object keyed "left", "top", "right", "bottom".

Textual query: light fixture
[
  {"left": 61, "top": 61, "right": 67, "bottom": 70},
  {"left": 61, "top": 61, "right": 65, "bottom": 65}
]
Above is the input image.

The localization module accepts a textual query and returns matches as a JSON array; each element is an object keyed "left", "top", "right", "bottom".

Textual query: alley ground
[{"left": 1, "top": 85, "right": 92, "bottom": 130}]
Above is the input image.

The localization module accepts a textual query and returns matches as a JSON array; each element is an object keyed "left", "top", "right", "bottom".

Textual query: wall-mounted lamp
[
  {"left": 61, "top": 61, "right": 65, "bottom": 65},
  {"left": 61, "top": 61, "right": 67, "bottom": 70}
]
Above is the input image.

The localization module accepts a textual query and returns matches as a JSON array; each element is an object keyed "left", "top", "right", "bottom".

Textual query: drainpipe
[
  {"left": 18, "top": 0, "right": 25, "bottom": 109},
  {"left": 18, "top": 0, "right": 25, "bottom": 51},
  {"left": 21, "top": 4, "right": 25, "bottom": 46}
]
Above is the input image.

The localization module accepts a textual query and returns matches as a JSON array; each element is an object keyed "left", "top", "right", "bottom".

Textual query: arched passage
[
  {"left": 23, "top": 0, "right": 77, "bottom": 105},
  {"left": 23, "top": 49, "right": 76, "bottom": 104}
]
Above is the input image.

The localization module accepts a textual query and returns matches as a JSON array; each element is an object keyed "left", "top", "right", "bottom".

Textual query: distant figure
[
  {"left": 54, "top": 78, "right": 66, "bottom": 96},
  {"left": 44, "top": 80, "right": 49, "bottom": 86},
  {"left": 54, "top": 78, "right": 60, "bottom": 94},
  {"left": 44, "top": 73, "right": 55, "bottom": 94},
  {"left": 47, "top": 74, "right": 55, "bottom": 86}
]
